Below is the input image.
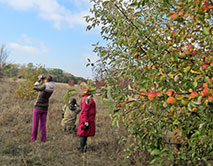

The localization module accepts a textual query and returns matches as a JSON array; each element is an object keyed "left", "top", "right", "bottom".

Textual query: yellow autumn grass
[{"left": 0, "top": 78, "right": 148, "bottom": 166}]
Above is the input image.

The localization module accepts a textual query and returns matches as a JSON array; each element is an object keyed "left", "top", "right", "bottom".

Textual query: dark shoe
[
  {"left": 80, "top": 145, "right": 87, "bottom": 153},
  {"left": 84, "top": 145, "right": 87, "bottom": 152}
]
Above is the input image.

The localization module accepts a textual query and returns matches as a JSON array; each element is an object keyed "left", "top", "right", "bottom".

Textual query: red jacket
[{"left": 77, "top": 93, "right": 96, "bottom": 137}]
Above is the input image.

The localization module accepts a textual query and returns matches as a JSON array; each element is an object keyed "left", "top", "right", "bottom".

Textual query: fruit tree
[{"left": 86, "top": 0, "right": 213, "bottom": 165}]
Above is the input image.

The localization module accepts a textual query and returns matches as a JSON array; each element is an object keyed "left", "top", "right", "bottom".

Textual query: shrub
[{"left": 14, "top": 65, "right": 46, "bottom": 100}]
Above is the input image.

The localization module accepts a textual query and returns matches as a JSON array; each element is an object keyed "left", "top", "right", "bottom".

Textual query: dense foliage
[{"left": 86, "top": 0, "right": 213, "bottom": 165}]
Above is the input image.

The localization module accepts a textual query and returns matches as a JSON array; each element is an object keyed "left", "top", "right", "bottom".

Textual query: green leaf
[
  {"left": 199, "top": 123, "right": 205, "bottom": 129},
  {"left": 163, "top": 0, "right": 169, "bottom": 5},
  {"left": 191, "top": 96, "right": 202, "bottom": 105},
  {"left": 193, "top": 80, "right": 198, "bottom": 88},
  {"left": 117, "top": 38, "right": 124, "bottom": 46},
  {"left": 203, "top": 27, "right": 210, "bottom": 35},
  {"left": 150, "top": 156, "right": 159, "bottom": 164},
  {"left": 63, "top": 89, "right": 77, "bottom": 104},
  {"left": 102, "top": 98, "right": 114, "bottom": 106},
  {"left": 102, "top": 0, "right": 110, "bottom": 6},
  {"left": 151, "top": 149, "right": 161, "bottom": 155},
  {"left": 130, "top": 1, "right": 138, "bottom": 7}
]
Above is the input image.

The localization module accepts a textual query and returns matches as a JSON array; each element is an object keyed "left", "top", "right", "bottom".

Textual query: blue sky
[{"left": 0, "top": 0, "right": 102, "bottom": 79}]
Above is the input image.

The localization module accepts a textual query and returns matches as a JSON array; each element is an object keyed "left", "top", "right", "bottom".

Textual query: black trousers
[{"left": 80, "top": 136, "right": 88, "bottom": 152}]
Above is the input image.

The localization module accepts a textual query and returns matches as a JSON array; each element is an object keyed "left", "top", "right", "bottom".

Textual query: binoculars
[{"left": 40, "top": 74, "right": 46, "bottom": 80}]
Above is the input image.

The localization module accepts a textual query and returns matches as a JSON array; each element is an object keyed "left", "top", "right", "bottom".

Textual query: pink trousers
[{"left": 31, "top": 108, "right": 48, "bottom": 142}]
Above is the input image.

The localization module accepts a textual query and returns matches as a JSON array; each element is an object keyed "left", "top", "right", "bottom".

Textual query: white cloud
[
  {"left": 0, "top": 0, "right": 34, "bottom": 10},
  {"left": 0, "top": 0, "right": 90, "bottom": 29},
  {"left": 19, "top": 34, "right": 31, "bottom": 43},
  {"left": 8, "top": 42, "right": 48, "bottom": 55}
]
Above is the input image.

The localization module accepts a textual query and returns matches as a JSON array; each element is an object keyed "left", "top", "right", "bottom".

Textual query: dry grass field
[{"left": 0, "top": 78, "right": 147, "bottom": 166}]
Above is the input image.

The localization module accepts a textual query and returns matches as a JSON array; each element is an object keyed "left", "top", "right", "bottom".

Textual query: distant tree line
[
  {"left": 2, "top": 62, "right": 87, "bottom": 84},
  {"left": 0, "top": 44, "right": 87, "bottom": 84}
]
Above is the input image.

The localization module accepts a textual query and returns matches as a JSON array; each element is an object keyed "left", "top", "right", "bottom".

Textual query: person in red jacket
[{"left": 77, "top": 90, "right": 96, "bottom": 153}]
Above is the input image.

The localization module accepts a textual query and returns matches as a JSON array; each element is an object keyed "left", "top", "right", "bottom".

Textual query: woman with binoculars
[{"left": 31, "top": 74, "right": 55, "bottom": 143}]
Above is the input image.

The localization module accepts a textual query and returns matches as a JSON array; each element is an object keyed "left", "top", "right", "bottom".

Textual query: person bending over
[{"left": 61, "top": 98, "right": 81, "bottom": 133}]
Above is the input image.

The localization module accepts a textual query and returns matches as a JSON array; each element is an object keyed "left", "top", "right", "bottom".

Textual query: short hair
[
  {"left": 45, "top": 75, "right": 53, "bottom": 82},
  {"left": 69, "top": 98, "right": 77, "bottom": 105}
]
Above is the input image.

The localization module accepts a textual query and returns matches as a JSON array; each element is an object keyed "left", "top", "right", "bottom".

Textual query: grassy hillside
[{"left": 0, "top": 79, "right": 147, "bottom": 166}]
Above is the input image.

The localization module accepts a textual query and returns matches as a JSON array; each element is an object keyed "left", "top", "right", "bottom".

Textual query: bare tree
[
  {"left": 0, "top": 45, "right": 9, "bottom": 78},
  {"left": 0, "top": 45, "right": 9, "bottom": 68}
]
